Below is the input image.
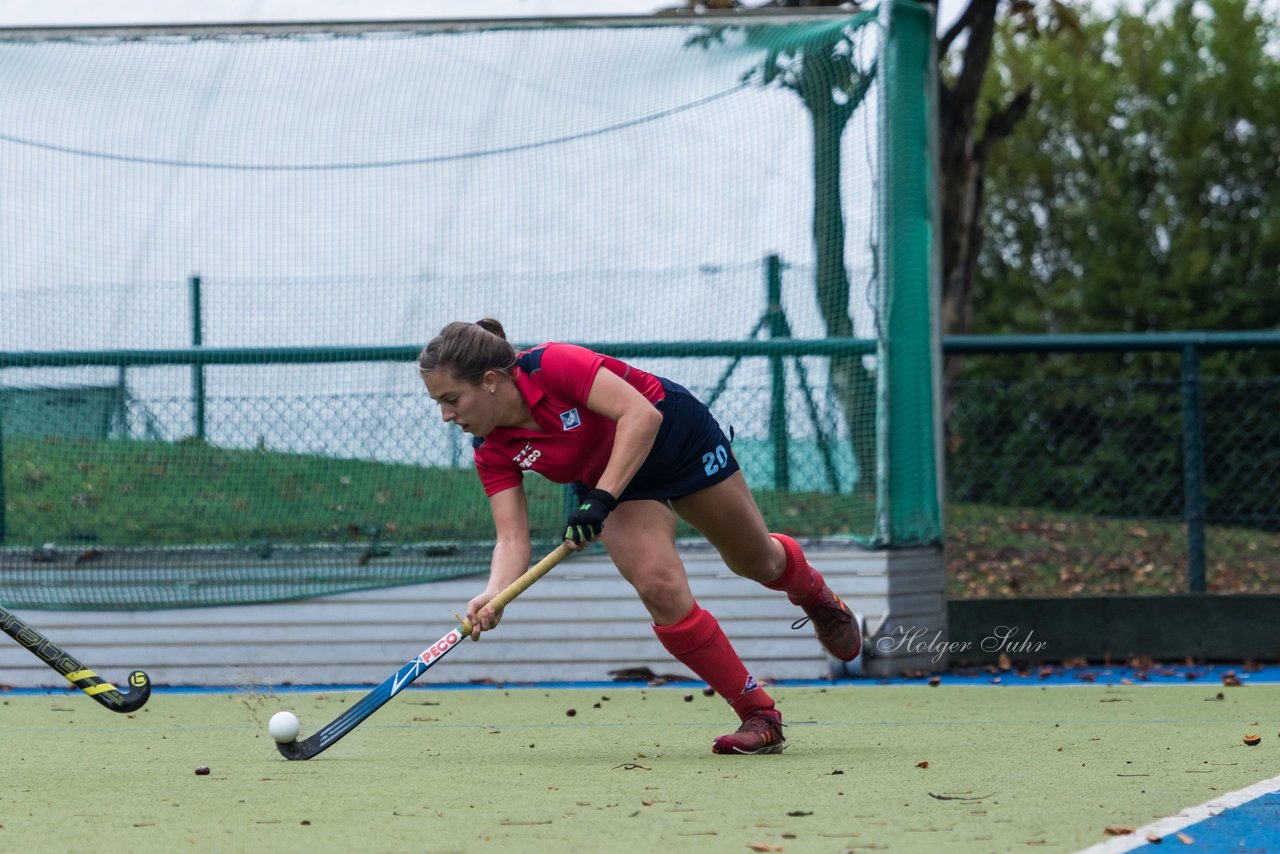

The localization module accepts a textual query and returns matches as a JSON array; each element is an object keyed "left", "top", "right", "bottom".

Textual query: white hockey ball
[{"left": 268, "top": 710, "right": 301, "bottom": 743}]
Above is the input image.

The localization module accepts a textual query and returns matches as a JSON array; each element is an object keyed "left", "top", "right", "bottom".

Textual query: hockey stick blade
[
  {"left": 277, "top": 542, "right": 573, "bottom": 760},
  {"left": 275, "top": 621, "right": 467, "bottom": 760},
  {"left": 1, "top": 605, "right": 152, "bottom": 713}
]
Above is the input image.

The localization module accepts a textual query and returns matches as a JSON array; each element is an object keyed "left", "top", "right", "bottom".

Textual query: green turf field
[{"left": 2, "top": 684, "right": 1277, "bottom": 853}]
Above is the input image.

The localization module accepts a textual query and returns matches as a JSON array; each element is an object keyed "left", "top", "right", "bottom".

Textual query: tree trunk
[
  {"left": 811, "top": 92, "right": 878, "bottom": 496},
  {"left": 937, "top": 0, "right": 1035, "bottom": 416},
  {"left": 939, "top": 0, "right": 1000, "bottom": 343}
]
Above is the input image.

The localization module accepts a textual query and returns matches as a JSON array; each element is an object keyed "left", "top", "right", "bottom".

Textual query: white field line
[{"left": 1076, "top": 773, "right": 1280, "bottom": 853}]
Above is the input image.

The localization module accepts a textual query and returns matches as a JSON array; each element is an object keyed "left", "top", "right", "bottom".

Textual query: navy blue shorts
[{"left": 573, "top": 378, "right": 739, "bottom": 504}]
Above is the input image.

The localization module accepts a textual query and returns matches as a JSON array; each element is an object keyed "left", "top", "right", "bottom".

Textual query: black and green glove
[{"left": 564, "top": 488, "right": 618, "bottom": 544}]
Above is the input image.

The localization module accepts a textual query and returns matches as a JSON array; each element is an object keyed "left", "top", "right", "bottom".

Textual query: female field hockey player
[{"left": 419, "top": 319, "right": 859, "bottom": 755}]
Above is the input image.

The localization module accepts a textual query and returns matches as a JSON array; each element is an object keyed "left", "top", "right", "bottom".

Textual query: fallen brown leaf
[
  {"left": 747, "top": 845, "right": 784, "bottom": 853},
  {"left": 928, "top": 792, "right": 994, "bottom": 802},
  {"left": 1103, "top": 826, "right": 1135, "bottom": 836},
  {"left": 1176, "top": 832, "right": 1194, "bottom": 844}
]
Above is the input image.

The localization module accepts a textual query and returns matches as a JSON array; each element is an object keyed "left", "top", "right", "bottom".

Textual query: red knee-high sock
[
  {"left": 653, "top": 603, "right": 774, "bottom": 721},
  {"left": 764, "top": 533, "right": 826, "bottom": 604}
]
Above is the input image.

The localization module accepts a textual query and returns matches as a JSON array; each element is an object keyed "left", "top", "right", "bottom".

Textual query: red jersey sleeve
[
  {"left": 536, "top": 343, "right": 605, "bottom": 403},
  {"left": 474, "top": 442, "right": 522, "bottom": 497}
]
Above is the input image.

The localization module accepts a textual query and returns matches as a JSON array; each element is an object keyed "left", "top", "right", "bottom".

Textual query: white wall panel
[{"left": 1, "top": 542, "right": 945, "bottom": 686}]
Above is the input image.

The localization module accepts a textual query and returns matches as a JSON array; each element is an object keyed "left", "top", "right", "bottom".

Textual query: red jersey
[{"left": 473, "top": 342, "right": 665, "bottom": 496}]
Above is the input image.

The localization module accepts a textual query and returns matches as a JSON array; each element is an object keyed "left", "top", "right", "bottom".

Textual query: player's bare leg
[
  {"left": 674, "top": 473, "right": 860, "bottom": 661},
  {"left": 600, "top": 501, "right": 783, "bottom": 754}
]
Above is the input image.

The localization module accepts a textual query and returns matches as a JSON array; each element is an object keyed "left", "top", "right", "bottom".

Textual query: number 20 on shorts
[{"left": 702, "top": 444, "right": 728, "bottom": 476}]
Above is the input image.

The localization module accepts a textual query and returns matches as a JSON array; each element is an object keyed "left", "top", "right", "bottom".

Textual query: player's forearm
[
  {"left": 594, "top": 406, "right": 663, "bottom": 498},
  {"left": 487, "top": 536, "right": 532, "bottom": 591}
]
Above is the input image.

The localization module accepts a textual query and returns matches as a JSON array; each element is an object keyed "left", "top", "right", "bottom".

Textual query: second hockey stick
[{"left": 0, "top": 605, "right": 152, "bottom": 713}]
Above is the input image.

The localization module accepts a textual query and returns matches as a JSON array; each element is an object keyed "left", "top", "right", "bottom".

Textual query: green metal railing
[{"left": 0, "top": 339, "right": 879, "bottom": 369}]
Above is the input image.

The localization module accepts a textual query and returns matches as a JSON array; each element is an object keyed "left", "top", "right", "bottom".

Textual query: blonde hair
[{"left": 418, "top": 318, "right": 516, "bottom": 386}]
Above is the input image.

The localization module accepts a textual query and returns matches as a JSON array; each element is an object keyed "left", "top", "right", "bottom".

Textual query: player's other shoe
[
  {"left": 792, "top": 580, "right": 862, "bottom": 662},
  {"left": 711, "top": 708, "right": 786, "bottom": 755}
]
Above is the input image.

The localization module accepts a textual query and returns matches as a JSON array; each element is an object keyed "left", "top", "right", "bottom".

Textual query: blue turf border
[
  {"left": 1079, "top": 778, "right": 1280, "bottom": 853},
  {"left": 5, "top": 663, "right": 1280, "bottom": 695},
  {"left": 1170, "top": 791, "right": 1280, "bottom": 850}
]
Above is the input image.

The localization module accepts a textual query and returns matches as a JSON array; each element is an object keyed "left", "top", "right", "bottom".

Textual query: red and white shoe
[
  {"left": 792, "top": 580, "right": 862, "bottom": 662},
  {"left": 711, "top": 708, "right": 786, "bottom": 755}
]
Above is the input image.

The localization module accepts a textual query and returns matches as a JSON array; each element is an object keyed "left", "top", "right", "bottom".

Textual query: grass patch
[
  {"left": 946, "top": 503, "right": 1280, "bottom": 597},
  {"left": 3, "top": 436, "right": 567, "bottom": 545},
  {"left": 2, "top": 436, "right": 874, "bottom": 547}
]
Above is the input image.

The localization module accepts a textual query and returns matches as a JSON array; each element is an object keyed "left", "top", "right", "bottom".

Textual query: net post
[
  {"left": 766, "top": 254, "right": 790, "bottom": 490},
  {"left": 880, "top": 0, "right": 943, "bottom": 545}
]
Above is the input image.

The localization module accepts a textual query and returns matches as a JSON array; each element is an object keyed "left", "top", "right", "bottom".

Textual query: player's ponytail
[
  {"left": 418, "top": 319, "right": 516, "bottom": 385},
  {"left": 473, "top": 317, "right": 507, "bottom": 339}
]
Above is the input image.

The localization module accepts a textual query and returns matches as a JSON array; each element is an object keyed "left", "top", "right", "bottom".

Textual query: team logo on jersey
[
  {"left": 514, "top": 443, "right": 541, "bottom": 469},
  {"left": 741, "top": 675, "right": 759, "bottom": 695},
  {"left": 559, "top": 408, "right": 582, "bottom": 430}
]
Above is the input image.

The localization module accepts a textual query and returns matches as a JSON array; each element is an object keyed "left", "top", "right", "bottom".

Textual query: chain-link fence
[
  {"left": 945, "top": 335, "right": 1280, "bottom": 598},
  {"left": 9, "top": 332, "right": 1276, "bottom": 607},
  {"left": 0, "top": 366, "right": 862, "bottom": 549},
  {"left": 0, "top": 342, "right": 881, "bottom": 609}
]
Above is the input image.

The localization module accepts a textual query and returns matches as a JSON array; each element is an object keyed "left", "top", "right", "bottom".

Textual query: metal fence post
[
  {"left": 1180, "top": 343, "right": 1207, "bottom": 593},
  {"left": 190, "top": 274, "right": 206, "bottom": 441},
  {"left": 766, "top": 255, "right": 789, "bottom": 490},
  {"left": 114, "top": 364, "right": 128, "bottom": 438}
]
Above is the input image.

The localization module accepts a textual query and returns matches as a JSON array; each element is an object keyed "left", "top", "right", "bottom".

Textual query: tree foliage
[
  {"left": 949, "top": 0, "right": 1280, "bottom": 528},
  {"left": 976, "top": 0, "right": 1280, "bottom": 344}
]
